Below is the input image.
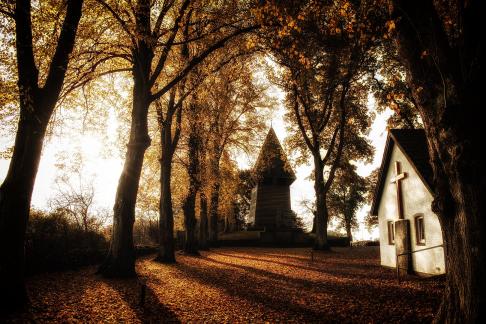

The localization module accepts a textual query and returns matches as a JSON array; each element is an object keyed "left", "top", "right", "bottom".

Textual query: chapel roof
[
  {"left": 253, "top": 127, "right": 296, "bottom": 185},
  {"left": 370, "top": 129, "right": 434, "bottom": 216}
]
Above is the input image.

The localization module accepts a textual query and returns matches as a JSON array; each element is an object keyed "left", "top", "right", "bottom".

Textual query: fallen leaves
[{"left": 6, "top": 247, "right": 443, "bottom": 323}]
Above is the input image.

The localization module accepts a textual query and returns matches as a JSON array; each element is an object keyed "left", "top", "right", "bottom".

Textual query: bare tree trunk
[
  {"left": 345, "top": 218, "right": 353, "bottom": 247},
  {"left": 392, "top": 1, "right": 486, "bottom": 321},
  {"left": 98, "top": 75, "right": 151, "bottom": 277},
  {"left": 424, "top": 115, "right": 484, "bottom": 324},
  {"left": 0, "top": 0, "right": 83, "bottom": 311},
  {"left": 199, "top": 192, "right": 209, "bottom": 250},
  {"left": 183, "top": 124, "right": 200, "bottom": 255},
  {"left": 98, "top": 0, "right": 154, "bottom": 276},
  {"left": 313, "top": 155, "right": 330, "bottom": 250},
  {"left": 0, "top": 115, "right": 48, "bottom": 310},
  {"left": 208, "top": 149, "right": 222, "bottom": 246},
  {"left": 208, "top": 177, "right": 221, "bottom": 245},
  {"left": 157, "top": 118, "right": 176, "bottom": 263}
]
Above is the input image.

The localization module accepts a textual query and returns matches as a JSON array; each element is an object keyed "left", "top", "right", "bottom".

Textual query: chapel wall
[{"left": 378, "top": 144, "right": 445, "bottom": 275}]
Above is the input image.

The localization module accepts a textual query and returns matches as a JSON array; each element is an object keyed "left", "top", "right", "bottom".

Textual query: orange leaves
[
  {"left": 385, "top": 20, "right": 396, "bottom": 33},
  {"left": 15, "top": 248, "right": 443, "bottom": 323}
]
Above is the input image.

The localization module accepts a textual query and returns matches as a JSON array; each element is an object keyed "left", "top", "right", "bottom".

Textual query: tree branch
[
  {"left": 151, "top": 25, "right": 258, "bottom": 101},
  {"left": 41, "top": 0, "right": 84, "bottom": 112},
  {"left": 149, "top": 0, "right": 191, "bottom": 87}
]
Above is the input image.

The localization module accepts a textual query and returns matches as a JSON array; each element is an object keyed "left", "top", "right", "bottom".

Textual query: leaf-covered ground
[{"left": 9, "top": 247, "right": 443, "bottom": 323}]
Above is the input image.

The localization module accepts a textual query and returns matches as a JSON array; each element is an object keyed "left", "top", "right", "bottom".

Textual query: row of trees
[{"left": 0, "top": 0, "right": 263, "bottom": 311}]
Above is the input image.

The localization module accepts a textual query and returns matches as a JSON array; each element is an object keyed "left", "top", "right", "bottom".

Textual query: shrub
[{"left": 25, "top": 210, "right": 109, "bottom": 274}]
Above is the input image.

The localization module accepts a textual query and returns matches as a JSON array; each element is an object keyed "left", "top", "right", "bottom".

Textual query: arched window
[{"left": 415, "top": 214, "right": 426, "bottom": 245}]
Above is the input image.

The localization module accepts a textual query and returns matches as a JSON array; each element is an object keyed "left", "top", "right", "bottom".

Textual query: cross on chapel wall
[{"left": 390, "top": 161, "right": 407, "bottom": 220}]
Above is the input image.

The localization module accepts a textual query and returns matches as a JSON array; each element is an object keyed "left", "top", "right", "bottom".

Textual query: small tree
[{"left": 328, "top": 162, "right": 367, "bottom": 245}]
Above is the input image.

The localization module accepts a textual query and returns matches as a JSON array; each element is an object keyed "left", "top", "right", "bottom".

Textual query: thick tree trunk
[
  {"left": 198, "top": 193, "right": 209, "bottom": 250},
  {"left": 0, "top": 0, "right": 83, "bottom": 311},
  {"left": 208, "top": 180, "right": 221, "bottom": 245},
  {"left": 182, "top": 192, "right": 198, "bottom": 254},
  {"left": 0, "top": 113, "right": 48, "bottom": 311},
  {"left": 100, "top": 41, "right": 153, "bottom": 276},
  {"left": 208, "top": 151, "right": 222, "bottom": 246},
  {"left": 392, "top": 1, "right": 486, "bottom": 321},
  {"left": 313, "top": 155, "right": 330, "bottom": 250},
  {"left": 98, "top": 79, "right": 151, "bottom": 277},
  {"left": 182, "top": 126, "right": 200, "bottom": 255},
  {"left": 157, "top": 121, "right": 176, "bottom": 263},
  {"left": 424, "top": 116, "right": 485, "bottom": 324},
  {"left": 99, "top": 0, "right": 154, "bottom": 275}
]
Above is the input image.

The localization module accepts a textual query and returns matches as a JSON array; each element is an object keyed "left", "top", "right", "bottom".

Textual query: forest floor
[{"left": 7, "top": 247, "right": 443, "bottom": 323}]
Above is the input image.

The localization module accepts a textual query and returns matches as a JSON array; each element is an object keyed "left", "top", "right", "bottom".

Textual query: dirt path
[{"left": 9, "top": 247, "right": 443, "bottom": 323}]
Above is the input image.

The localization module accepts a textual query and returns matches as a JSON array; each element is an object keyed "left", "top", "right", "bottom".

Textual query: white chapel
[{"left": 371, "top": 129, "right": 445, "bottom": 276}]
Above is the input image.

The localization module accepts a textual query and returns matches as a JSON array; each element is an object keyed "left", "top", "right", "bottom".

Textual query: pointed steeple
[{"left": 253, "top": 127, "right": 296, "bottom": 185}]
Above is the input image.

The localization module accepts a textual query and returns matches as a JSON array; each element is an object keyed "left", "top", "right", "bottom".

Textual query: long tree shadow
[
  {"left": 160, "top": 262, "right": 332, "bottom": 322},
  {"left": 159, "top": 255, "right": 440, "bottom": 323},
  {"left": 211, "top": 252, "right": 402, "bottom": 282},
  {"left": 204, "top": 255, "right": 440, "bottom": 294},
  {"left": 103, "top": 276, "right": 180, "bottom": 323}
]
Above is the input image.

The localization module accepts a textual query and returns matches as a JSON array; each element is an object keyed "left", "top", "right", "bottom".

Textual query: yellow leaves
[
  {"left": 385, "top": 20, "right": 395, "bottom": 33},
  {"left": 21, "top": 248, "right": 443, "bottom": 323},
  {"left": 246, "top": 38, "right": 256, "bottom": 50}
]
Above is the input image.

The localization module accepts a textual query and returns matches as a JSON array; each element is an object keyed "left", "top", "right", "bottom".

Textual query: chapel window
[
  {"left": 387, "top": 221, "right": 395, "bottom": 245},
  {"left": 415, "top": 214, "right": 426, "bottom": 245}
]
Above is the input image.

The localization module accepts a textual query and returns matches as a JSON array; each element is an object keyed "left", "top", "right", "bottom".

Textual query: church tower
[{"left": 249, "top": 127, "right": 296, "bottom": 230}]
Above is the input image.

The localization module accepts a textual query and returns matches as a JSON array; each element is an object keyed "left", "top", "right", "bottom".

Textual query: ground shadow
[
  {"left": 158, "top": 254, "right": 441, "bottom": 323},
  {"left": 211, "top": 251, "right": 398, "bottom": 282},
  {"left": 102, "top": 276, "right": 180, "bottom": 323}
]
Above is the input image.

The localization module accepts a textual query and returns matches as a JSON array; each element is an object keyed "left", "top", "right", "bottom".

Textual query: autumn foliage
[{"left": 6, "top": 248, "right": 442, "bottom": 323}]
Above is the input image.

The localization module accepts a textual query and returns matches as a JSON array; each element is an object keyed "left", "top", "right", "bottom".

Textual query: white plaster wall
[{"left": 378, "top": 144, "right": 446, "bottom": 275}]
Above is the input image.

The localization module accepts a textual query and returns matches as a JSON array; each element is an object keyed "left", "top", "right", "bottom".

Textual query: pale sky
[{"left": 0, "top": 63, "right": 392, "bottom": 241}]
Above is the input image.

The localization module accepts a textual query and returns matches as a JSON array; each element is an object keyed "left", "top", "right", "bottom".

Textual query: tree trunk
[
  {"left": 392, "top": 1, "right": 486, "bottom": 321},
  {"left": 0, "top": 113, "right": 48, "bottom": 310},
  {"left": 99, "top": 42, "right": 152, "bottom": 275},
  {"left": 182, "top": 126, "right": 200, "bottom": 255},
  {"left": 157, "top": 119, "right": 176, "bottom": 263},
  {"left": 345, "top": 218, "right": 353, "bottom": 247},
  {"left": 313, "top": 155, "right": 330, "bottom": 250},
  {"left": 98, "top": 77, "right": 151, "bottom": 277},
  {"left": 311, "top": 215, "right": 316, "bottom": 233},
  {"left": 199, "top": 192, "right": 209, "bottom": 250},
  {"left": 208, "top": 178, "right": 221, "bottom": 245},
  {"left": 182, "top": 192, "right": 198, "bottom": 254},
  {"left": 208, "top": 150, "right": 222, "bottom": 246},
  {"left": 0, "top": 0, "right": 83, "bottom": 311},
  {"left": 424, "top": 114, "right": 485, "bottom": 324}
]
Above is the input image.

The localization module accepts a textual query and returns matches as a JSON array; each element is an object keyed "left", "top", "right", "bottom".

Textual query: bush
[
  {"left": 351, "top": 240, "right": 380, "bottom": 247},
  {"left": 25, "top": 210, "right": 109, "bottom": 274}
]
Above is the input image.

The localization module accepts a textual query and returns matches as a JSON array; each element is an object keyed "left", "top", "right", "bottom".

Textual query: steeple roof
[{"left": 253, "top": 127, "right": 296, "bottom": 185}]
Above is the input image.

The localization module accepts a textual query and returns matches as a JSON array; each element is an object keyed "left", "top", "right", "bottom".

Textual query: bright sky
[{"left": 0, "top": 61, "right": 393, "bottom": 241}]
